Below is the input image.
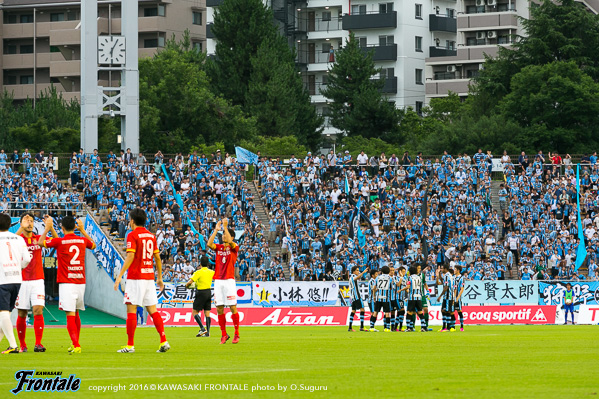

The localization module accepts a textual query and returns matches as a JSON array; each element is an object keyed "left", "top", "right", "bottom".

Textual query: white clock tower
[{"left": 81, "top": 0, "right": 139, "bottom": 154}]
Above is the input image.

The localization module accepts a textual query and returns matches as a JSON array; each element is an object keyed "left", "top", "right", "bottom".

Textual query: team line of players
[{"left": 348, "top": 264, "right": 465, "bottom": 332}]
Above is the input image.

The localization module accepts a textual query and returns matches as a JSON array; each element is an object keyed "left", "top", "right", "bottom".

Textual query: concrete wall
[{"left": 84, "top": 251, "right": 126, "bottom": 320}]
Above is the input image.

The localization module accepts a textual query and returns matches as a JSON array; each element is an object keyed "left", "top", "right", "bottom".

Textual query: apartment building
[
  {"left": 424, "top": 0, "right": 529, "bottom": 102},
  {"left": 0, "top": 0, "right": 206, "bottom": 103}
]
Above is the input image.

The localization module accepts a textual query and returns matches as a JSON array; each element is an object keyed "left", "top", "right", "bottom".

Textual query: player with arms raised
[
  {"left": 15, "top": 213, "right": 57, "bottom": 352},
  {"left": 114, "top": 208, "right": 169, "bottom": 353},
  {"left": 40, "top": 216, "right": 95, "bottom": 353},
  {"left": 207, "top": 218, "right": 240, "bottom": 344}
]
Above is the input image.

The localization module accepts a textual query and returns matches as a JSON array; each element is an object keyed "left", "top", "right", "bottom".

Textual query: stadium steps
[{"left": 249, "top": 182, "right": 291, "bottom": 280}]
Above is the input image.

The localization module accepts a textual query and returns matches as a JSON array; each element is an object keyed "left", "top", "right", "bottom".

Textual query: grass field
[{"left": 0, "top": 325, "right": 597, "bottom": 398}]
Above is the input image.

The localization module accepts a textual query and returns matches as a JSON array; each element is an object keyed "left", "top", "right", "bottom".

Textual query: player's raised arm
[
  {"left": 75, "top": 218, "right": 96, "bottom": 250},
  {"left": 207, "top": 220, "right": 222, "bottom": 250},
  {"left": 38, "top": 216, "right": 53, "bottom": 247},
  {"left": 222, "top": 218, "right": 236, "bottom": 249}
]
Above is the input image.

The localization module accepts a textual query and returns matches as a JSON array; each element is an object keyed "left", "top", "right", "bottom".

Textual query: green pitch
[{"left": 0, "top": 325, "right": 597, "bottom": 398}]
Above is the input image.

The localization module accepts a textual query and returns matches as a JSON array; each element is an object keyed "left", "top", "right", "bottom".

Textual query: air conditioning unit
[
  {"left": 447, "top": 65, "right": 456, "bottom": 73},
  {"left": 487, "top": 0, "right": 497, "bottom": 6},
  {"left": 487, "top": 30, "right": 497, "bottom": 39},
  {"left": 476, "top": 31, "right": 487, "bottom": 40},
  {"left": 475, "top": 0, "right": 485, "bottom": 6}
]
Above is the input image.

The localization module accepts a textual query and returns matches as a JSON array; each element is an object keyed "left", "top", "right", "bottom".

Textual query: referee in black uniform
[{"left": 185, "top": 256, "right": 215, "bottom": 337}]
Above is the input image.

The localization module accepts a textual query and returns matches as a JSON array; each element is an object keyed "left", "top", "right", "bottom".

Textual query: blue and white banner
[
  {"left": 539, "top": 281, "right": 599, "bottom": 309},
  {"left": 461, "top": 280, "right": 539, "bottom": 304},
  {"left": 235, "top": 146, "right": 259, "bottom": 165},
  {"left": 158, "top": 282, "right": 252, "bottom": 308},
  {"left": 85, "top": 215, "right": 124, "bottom": 282},
  {"left": 252, "top": 281, "right": 338, "bottom": 307}
]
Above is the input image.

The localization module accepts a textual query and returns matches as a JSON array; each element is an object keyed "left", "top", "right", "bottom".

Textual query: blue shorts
[{"left": 564, "top": 304, "right": 574, "bottom": 313}]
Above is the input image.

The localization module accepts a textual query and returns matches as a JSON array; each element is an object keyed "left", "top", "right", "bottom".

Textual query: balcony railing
[
  {"left": 296, "top": 51, "right": 336, "bottom": 64},
  {"left": 342, "top": 11, "right": 397, "bottom": 30},
  {"left": 297, "top": 17, "right": 343, "bottom": 32},
  {"left": 360, "top": 44, "right": 397, "bottom": 61},
  {"left": 429, "top": 46, "right": 457, "bottom": 57},
  {"left": 379, "top": 76, "right": 397, "bottom": 94},
  {"left": 434, "top": 72, "right": 457, "bottom": 80},
  {"left": 429, "top": 14, "right": 457, "bottom": 33},
  {"left": 305, "top": 82, "right": 328, "bottom": 96}
]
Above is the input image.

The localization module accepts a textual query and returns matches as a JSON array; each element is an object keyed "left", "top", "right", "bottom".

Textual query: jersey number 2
[{"left": 69, "top": 245, "right": 81, "bottom": 265}]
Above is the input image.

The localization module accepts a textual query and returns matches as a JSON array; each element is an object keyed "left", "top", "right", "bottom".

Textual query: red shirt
[
  {"left": 126, "top": 227, "right": 159, "bottom": 280},
  {"left": 21, "top": 234, "right": 44, "bottom": 281},
  {"left": 44, "top": 233, "right": 94, "bottom": 284},
  {"left": 214, "top": 243, "right": 238, "bottom": 280}
]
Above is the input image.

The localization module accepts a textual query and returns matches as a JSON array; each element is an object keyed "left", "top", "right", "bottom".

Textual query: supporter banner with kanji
[
  {"left": 538, "top": 281, "right": 599, "bottom": 309},
  {"left": 157, "top": 282, "right": 252, "bottom": 307},
  {"left": 84, "top": 215, "right": 124, "bottom": 282},
  {"left": 252, "top": 282, "right": 338, "bottom": 307},
  {"left": 151, "top": 307, "right": 347, "bottom": 326},
  {"left": 461, "top": 281, "right": 538, "bottom": 304}
]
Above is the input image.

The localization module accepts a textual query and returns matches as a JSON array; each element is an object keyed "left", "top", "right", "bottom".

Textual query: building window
[
  {"left": 4, "top": 45, "right": 17, "bottom": 55},
  {"left": 192, "top": 42, "right": 202, "bottom": 52},
  {"left": 144, "top": 38, "right": 158, "bottom": 48},
  {"left": 446, "top": 8, "right": 456, "bottom": 18},
  {"left": 322, "top": 11, "right": 331, "bottom": 21},
  {"left": 4, "top": 14, "right": 17, "bottom": 24},
  {"left": 321, "top": 43, "right": 331, "bottom": 53},
  {"left": 20, "top": 14, "right": 34, "bottom": 23},
  {"left": 51, "top": 13, "right": 65, "bottom": 22},
  {"left": 20, "top": 45, "right": 34, "bottom": 54},
  {"left": 415, "top": 69, "right": 423, "bottom": 85},
  {"left": 5, "top": 76, "right": 17, "bottom": 85},
  {"left": 193, "top": 11, "right": 202, "bottom": 25},
  {"left": 351, "top": 5, "right": 367, "bottom": 15},
  {"left": 144, "top": 5, "right": 165, "bottom": 17},
  {"left": 415, "top": 36, "right": 423, "bottom": 52},
  {"left": 380, "top": 67, "right": 394, "bottom": 79},
  {"left": 415, "top": 4, "right": 422, "bottom": 19},
  {"left": 67, "top": 12, "right": 78, "bottom": 21},
  {"left": 50, "top": 46, "right": 61, "bottom": 53},
  {"left": 379, "top": 3, "right": 393, "bottom": 13},
  {"left": 379, "top": 35, "right": 394, "bottom": 46},
  {"left": 357, "top": 37, "right": 367, "bottom": 47},
  {"left": 20, "top": 75, "right": 34, "bottom": 85},
  {"left": 322, "top": 75, "right": 329, "bottom": 85},
  {"left": 415, "top": 101, "right": 423, "bottom": 116}
]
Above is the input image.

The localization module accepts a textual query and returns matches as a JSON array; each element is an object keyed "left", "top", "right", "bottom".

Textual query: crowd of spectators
[{"left": 1, "top": 146, "right": 598, "bottom": 284}]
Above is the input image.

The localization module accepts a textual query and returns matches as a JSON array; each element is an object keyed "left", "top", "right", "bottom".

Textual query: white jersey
[{"left": 0, "top": 231, "right": 31, "bottom": 285}]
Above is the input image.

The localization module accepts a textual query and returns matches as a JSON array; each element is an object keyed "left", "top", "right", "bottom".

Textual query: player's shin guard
[
  {"left": 194, "top": 314, "right": 204, "bottom": 329},
  {"left": 369, "top": 315, "right": 376, "bottom": 329},
  {"left": 150, "top": 312, "right": 167, "bottom": 343},
  {"left": 450, "top": 313, "right": 456, "bottom": 329},
  {"left": 421, "top": 313, "right": 428, "bottom": 329},
  {"left": 398, "top": 311, "right": 405, "bottom": 330},
  {"left": 360, "top": 311, "right": 365, "bottom": 329},
  {"left": 218, "top": 313, "right": 227, "bottom": 336},
  {"left": 458, "top": 311, "right": 464, "bottom": 328},
  {"left": 126, "top": 313, "right": 137, "bottom": 346},
  {"left": 206, "top": 315, "right": 211, "bottom": 333},
  {"left": 349, "top": 311, "right": 355, "bottom": 329},
  {"left": 75, "top": 311, "right": 81, "bottom": 339},
  {"left": 384, "top": 316, "right": 390, "bottom": 330},
  {"left": 231, "top": 312, "right": 240, "bottom": 335},
  {"left": 34, "top": 315, "right": 44, "bottom": 346},
  {"left": 66, "top": 315, "right": 80, "bottom": 347},
  {"left": 16, "top": 315, "right": 27, "bottom": 348},
  {"left": 442, "top": 313, "right": 447, "bottom": 330}
]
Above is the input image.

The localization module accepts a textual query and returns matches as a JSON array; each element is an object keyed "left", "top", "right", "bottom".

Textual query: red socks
[
  {"left": 34, "top": 315, "right": 44, "bottom": 346},
  {"left": 127, "top": 313, "right": 137, "bottom": 346},
  {"left": 231, "top": 313, "right": 240, "bottom": 335},
  {"left": 75, "top": 311, "right": 81, "bottom": 339},
  {"left": 218, "top": 313, "right": 227, "bottom": 336},
  {"left": 16, "top": 315, "right": 27, "bottom": 348},
  {"left": 66, "top": 315, "right": 80, "bottom": 347},
  {"left": 150, "top": 312, "right": 167, "bottom": 343}
]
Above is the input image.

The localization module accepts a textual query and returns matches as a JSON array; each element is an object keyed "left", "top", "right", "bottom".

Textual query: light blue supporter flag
[
  {"left": 576, "top": 164, "right": 587, "bottom": 271},
  {"left": 345, "top": 176, "right": 350, "bottom": 194},
  {"left": 235, "top": 147, "right": 259, "bottom": 165}
]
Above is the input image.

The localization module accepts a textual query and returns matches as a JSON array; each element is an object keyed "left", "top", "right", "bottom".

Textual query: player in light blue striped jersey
[
  {"left": 436, "top": 264, "right": 455, "bottom": 332},
  {"left": 367, "top": 270, "right": 379, "bottom": 330},
  {"left": 453, "top": 265, "right": 465, "bottom": 331},
  {"left": 372, "top": 266, "right": 392, "bottom": 332},
  {"left": 406, "top": 266, "right": 427, "bottom": 332},
  {"left": 348, "top": 266, "right": 369, "bottom": 332}
]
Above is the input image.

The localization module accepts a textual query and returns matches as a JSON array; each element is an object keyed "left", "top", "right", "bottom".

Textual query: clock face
[{"left": 98, "top": 36, "right": 126, "bottom": 65}]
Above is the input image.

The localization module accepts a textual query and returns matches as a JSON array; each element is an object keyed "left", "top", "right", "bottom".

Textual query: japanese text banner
[
  {"left": 461, "top": 281, "right": 539, "bottom": 304},
  {"left": 252, "top": 282, "right": 338, "bottom": 307}
]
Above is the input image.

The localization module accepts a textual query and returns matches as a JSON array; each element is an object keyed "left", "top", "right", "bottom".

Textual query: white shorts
[
  {"left": 213, "top": 279, "right": 237, "bottom": 307},
  {"left": 16, "top": 279, "right": 45, "bottom": 310},
  {"left": 59, "top": 283, "right": 86, "bottom": 312},
  {"left": 124, "top": 279, "right": 158, "bottom": 307}
]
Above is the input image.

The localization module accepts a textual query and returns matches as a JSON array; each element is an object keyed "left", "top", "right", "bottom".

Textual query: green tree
[
  {"left": 246, "top": 36, "right": 323, "bottom": 150},
  {"left": 210, "top": 0, "right": 277, "bottom": 107},
  {"left": 321, "top": 33, "right": 400, "bottom": 141},
  {"left": 239, "top": 136, "right": 308, "bottom": 158},
  {"left": 498, "top": 61, "right": 599, "bottom": 152},
  {"left": 139, "top": 34, "right": 256, "bottom": 153}
]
